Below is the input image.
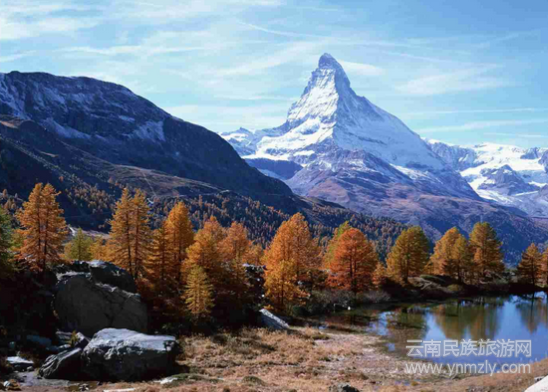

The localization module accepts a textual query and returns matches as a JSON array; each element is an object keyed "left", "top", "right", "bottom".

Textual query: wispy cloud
[
  {"left": 165, "top": 103, "right": 288, "bottom": 131},
  {"left": 339, "top": 61, "right": 384, "bottom": 76},
  {"left": 0, "top": 51, "right": 36, "bottom": 63},
  {"left": 396, "top": 66, "right": 510, "bottom": 96},
  {"left": 402, "top": 107, "right": 548, "bottom": 118},
  {"left": 419, "top": 119, "right": 548, "bottom": 133},
  {"left": 484, "top": 132, "right": 548, "bottom": 139}
]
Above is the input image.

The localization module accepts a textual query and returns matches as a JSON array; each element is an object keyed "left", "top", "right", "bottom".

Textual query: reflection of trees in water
[
  {"left": 514, "top": 294, "right": 548, "bottom": 334},
  {"left": 432, "top": 297, "right": 505, "bottom": 341},
  {"left": 383, "top": 306, "right": 429, "bottom": 347}
]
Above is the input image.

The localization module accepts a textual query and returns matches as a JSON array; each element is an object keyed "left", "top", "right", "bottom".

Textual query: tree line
[{"left": 1, "top": 183, "right": 547, "bottom": 322}]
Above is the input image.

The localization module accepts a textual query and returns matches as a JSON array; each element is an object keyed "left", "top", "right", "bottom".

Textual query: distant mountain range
[
  {"left": 427, "top": 140, "right": 548, "bottom": 216},
  {"left": 220, "top": 53, "right": 548, "bottom": 262}
]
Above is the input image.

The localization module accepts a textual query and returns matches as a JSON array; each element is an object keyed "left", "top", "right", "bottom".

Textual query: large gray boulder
[
  {"left": 88, "top": 260, "right": 137, "bottom": 293},
  {"left": 54, "top": 275, "right": 147, "bottom": 337},
  {"left": 81, "top": 329, "right": 179, "bottom": 381},
  {"left": 259, "top": 309, "right": 289, "bottom": 330},
  {"left": 39, "top": 348, "right": 82, "bottom": 380}
]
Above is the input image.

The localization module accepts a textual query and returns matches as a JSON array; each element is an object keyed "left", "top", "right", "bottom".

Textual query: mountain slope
[
  {"left": 220, "top": 53, "right": 548, "bottom": 262},
  {"left": 0, "top": 71, "right": 290, "bottom": 198}
]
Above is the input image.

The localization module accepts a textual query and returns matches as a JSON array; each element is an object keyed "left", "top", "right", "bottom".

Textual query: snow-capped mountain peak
[{"left": 245, "top": 53, "right": 446, "bottom": 170}]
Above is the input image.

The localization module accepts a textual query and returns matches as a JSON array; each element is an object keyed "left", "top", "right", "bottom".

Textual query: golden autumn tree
[
  {"left": 145, "top": 222, "right": 175, "bottom": 297},
  {"left": 90, "top": 236, "right": 108, "bottom": 260},
  {"left": 245, "top": 243, "right": 264, "bottom": 266},
  {"left": 264, "top": 213, "right": 320, "bottom": 284},
  {"left": 64, "top": 228, "right": 93, "bottom": 261},
  {"left": 469, "top": 222, "right": 504, "bottom": 280},
  {"left": 16, "top": 183, "right": 68, "bottom": 274},
  {"left": 219, "top": 222, "right": 252, "bottom": 303},
  {"left": 265, "top": 259, "right": 306, "bottom": 313},
  {"left": 185, "top": 216, "right": 226, "bottom": 287},
  {"left": 517, "top": 244, "right": 543, "bottom": 286},
  {"left": 327, "top": 228, "right": 379, "bottom": 294},
  {"left": 451, "top": 235, "right": 473, "bottom": 283},
  {"left": 108, "top": 188, "right": 134, "bottom": 273},
  {"left": 430, "top": 227, "right": 461, "bottom": 275},
  {"left": 323, "top": 221, "right": 351, "bottom": 269},
  {"left": 185, "top": 265, "right": 214, "bottom": 319},
  {"left": 430, "top": 227, "right": 471, "bottom": 282},
  {"left": 386, "top": 226, "right": 430, "bottom": 284},
  {"left": 108, "top": 188, "right": 152, "bottom": 280},
  {"left": 165, "top": 202, "right": 194, "bottom": 284},
  {"left": 372, "top": 262, "right": 387, "bottom": 288},
  {"left": 220, "top": 222, "right": 251, "bottom": 263},
  {"left": 543, "top": 248, "right": 548, "bottom": 287},
  {"left": 131, "top": 189, "right": 152, "bottom": 280}
]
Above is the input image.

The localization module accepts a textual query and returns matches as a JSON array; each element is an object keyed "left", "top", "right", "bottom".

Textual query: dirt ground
[{"left": 11, "top": 324, "right": 546, "bottom": 392}]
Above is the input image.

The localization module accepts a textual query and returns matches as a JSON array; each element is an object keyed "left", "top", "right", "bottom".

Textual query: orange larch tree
[
  {"left": 263, "top": 213, "right": 320, "bottom": 284},
  {"left": 16, "top": 183, "right": 68, "bottom": 274},
  {"left": 165, "top": 202, "right": 194, "bottom": 285},
  {"left": 327, "top": 228, "right": 379, "bottom": 294}
]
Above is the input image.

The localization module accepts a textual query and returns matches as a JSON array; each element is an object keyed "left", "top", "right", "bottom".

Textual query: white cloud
[
  {"left": 402, "top": 108, "right": 548, "bottom": 118},
  {"left": 339, "top": 60, "right": 384, "bottom": 76},
  {"left": 0, "top": 51, "right": 36, "bottom": 63},
  {"left": 396, "top": 66, "right": 510, "bottom": 96},
  {"left": 165, "top": 103, "right": 288, "bottom": 131}
]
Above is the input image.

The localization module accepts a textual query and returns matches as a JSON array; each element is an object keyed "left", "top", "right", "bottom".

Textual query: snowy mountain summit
[
  {"left": 230, "top": 53, "right": 444, "bottom": 170},
  {"left": 222, "top": 53, "right": 474, "bottom": 199},
  {"left": 221, "top": 54, "right": 548, "bottom": 255}
]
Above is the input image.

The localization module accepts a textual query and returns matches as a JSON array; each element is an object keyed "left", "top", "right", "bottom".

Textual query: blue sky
[{"left": 1, "top": 0, "right": 547, "bottom": 148}]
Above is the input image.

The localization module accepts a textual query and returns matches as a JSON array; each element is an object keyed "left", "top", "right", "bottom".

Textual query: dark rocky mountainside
[{"left": 0, "top": 71, "right": 289, "bottom": 197}]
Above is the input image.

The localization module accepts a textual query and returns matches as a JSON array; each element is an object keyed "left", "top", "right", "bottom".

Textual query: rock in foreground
[
  {"left": 39, "top": 348, "right": 82, "bottom": 380},
  {"left": 259, "top": 309, "right": 289, "bottom": 330},
  {"left": 54, "top": 262, "right": 147, "bottom": 336},
  {"left": 81, "top": 329, "right": 179, "bottom": 381}
]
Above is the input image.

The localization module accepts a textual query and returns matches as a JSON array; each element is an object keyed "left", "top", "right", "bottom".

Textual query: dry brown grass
[{"left": 19, "top": 326, "right": 548, "bottom": 392}]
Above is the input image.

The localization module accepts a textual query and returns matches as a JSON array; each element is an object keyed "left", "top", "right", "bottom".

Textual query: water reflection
[
  {"left": 332, "top": 294, "right": 548, "bottom": 365},
  {"left": 432, "top": 297, "right": 504, "bottom": 341}
]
